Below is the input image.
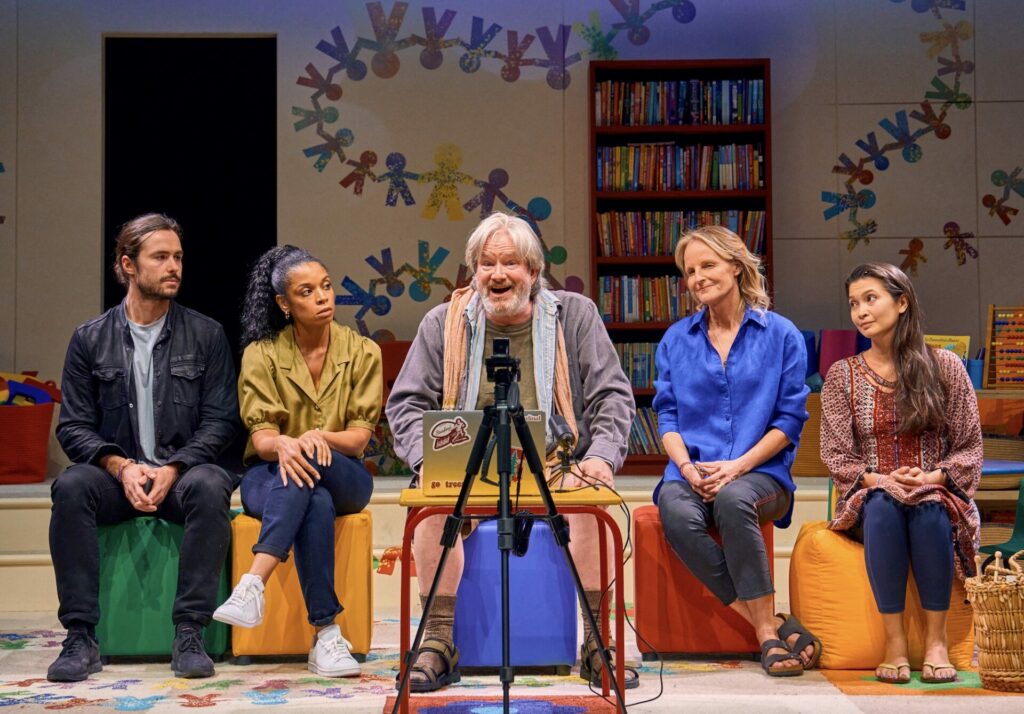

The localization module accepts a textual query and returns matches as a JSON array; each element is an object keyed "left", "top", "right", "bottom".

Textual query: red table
[{"left": 396, "top": 488, "right": 627, "bottom": 713}]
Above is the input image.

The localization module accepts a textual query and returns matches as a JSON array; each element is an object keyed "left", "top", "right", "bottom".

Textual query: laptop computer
[{"left": 420, "top": 410, "right": 548, "bottom": 497}]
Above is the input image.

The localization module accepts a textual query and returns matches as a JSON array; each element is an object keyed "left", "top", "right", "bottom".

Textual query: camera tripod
[{"left": 392, "top": 344, "right": 627, "bottom": 714}]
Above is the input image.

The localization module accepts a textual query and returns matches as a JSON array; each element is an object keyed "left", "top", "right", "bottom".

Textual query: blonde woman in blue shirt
[{"left": 653, "top": 225, "right": 816, "bottom": 677}]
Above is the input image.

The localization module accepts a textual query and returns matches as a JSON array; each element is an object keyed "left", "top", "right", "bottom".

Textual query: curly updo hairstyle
[{"left": 240, "top": 245, "right": 326, "bottom": 348}]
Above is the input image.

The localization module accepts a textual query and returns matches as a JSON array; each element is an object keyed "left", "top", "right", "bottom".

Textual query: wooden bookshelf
[{"left": 588, "top": 59, "right": 773, "bottom": 475}]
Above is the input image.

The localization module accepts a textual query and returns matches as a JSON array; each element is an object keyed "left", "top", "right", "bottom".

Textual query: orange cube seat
[
  {"left": 229, "top": 511, "right": 373, "bottom": 659},
  {"left": 633, "top": 503, "right": 773, "bottom": 657}
]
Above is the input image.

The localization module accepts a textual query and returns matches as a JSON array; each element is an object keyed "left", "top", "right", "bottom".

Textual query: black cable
[{"left": 552, "top": 458, "right": 666, "bottom": 708}]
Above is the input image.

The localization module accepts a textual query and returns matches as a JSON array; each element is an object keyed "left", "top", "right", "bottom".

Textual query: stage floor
[{"left": 0, "top": 609, "right": 1017, "bottom": 712}]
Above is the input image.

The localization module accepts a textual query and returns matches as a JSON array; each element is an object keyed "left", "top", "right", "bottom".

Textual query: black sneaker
[
  {"left": 47, "top": 628, "right": 101, "bottom": 682},
  {"left": 171, "top": 622, "right": 214, "bottom": 678}
]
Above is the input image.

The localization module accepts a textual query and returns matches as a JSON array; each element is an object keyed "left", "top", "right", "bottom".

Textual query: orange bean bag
[{"left": 789, "top": 520, "right": 974, "bottom": 670}]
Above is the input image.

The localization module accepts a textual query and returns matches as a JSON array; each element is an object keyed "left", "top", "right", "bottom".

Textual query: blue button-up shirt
[{"left": 652, "top": 307, "right": 809, "bottom": 527}]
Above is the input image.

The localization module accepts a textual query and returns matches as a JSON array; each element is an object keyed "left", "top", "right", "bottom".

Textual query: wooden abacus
[{"left": 983, "top": 305, "right": 1024, "bottom": 389}]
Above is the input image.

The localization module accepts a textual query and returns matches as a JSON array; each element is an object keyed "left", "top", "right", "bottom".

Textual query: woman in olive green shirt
[{"left": 213, "top": 246, "right": 382, "bottom": 678}]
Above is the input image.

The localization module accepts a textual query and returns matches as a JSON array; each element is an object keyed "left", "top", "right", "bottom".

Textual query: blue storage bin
[{"left": 453, "top": 519, "right": 577, "bottom": 667}]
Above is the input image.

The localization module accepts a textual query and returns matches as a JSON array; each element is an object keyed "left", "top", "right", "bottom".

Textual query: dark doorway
[{"left": 104, "top": 36, "right": 276, "bottom": 358}]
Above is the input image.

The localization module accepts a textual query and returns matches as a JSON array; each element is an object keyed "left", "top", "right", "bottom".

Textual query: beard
[
  {"left": 479, "top": 280, "right": 532, "bottom": 319},
  {"left": 136, "top": 274, "right": 181, "bottom": 300}
]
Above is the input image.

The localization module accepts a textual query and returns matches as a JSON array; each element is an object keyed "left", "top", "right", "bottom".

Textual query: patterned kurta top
[{"left": 820, "top": 348, "right": 983, "bottom": 579}]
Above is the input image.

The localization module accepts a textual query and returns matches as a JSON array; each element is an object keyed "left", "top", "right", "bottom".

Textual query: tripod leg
[
  {"left": 395, "top": 411, "right": 498, "bottom": 713},
  {"left": 509, "top": 410, "right": 627, "bottom": 712},
  {"left": 393, "top": 514, "right": 465, "bottom": 714}
]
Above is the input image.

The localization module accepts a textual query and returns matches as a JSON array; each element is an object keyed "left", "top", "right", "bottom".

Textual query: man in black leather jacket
[{"left": 48, "top": 213, "right": 238, "bottom": 682}]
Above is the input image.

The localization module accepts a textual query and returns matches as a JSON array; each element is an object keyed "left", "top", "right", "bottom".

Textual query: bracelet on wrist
[{"left": 115, "top": 458, "right": 136, "bottom": 483}]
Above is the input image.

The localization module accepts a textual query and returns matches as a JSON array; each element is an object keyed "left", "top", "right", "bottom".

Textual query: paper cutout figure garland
[{"left": 825, "top": 1, "right": 973, "bottom": 249}]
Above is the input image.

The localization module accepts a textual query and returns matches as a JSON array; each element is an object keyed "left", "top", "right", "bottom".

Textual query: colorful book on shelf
[{"left": 924, "top": 334, "right": 970, "bottom": 360}]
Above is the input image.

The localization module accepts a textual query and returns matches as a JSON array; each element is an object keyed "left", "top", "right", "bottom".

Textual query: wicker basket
[{"left": 965, "top": 550, "right": 1024, "bottom": 692}]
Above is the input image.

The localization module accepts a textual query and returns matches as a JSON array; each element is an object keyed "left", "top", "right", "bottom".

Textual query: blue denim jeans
[
  {"left": 240, "top": 451, "right": 373, "bottom": 627},
  {"left": 861, "top": 490, "right": 953, "bottom": 614}
]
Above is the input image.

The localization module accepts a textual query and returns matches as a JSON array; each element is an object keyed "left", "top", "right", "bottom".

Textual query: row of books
[
  {"left": 596, "top": 209, "right": 767, "bottom": 257},
  {"left": 629, "top": 407, "right": 665, "bottom": 456},
  {"left": 615, "top": 342, "right": 660, "bottom": 389},
  {"left": 597, "top": 275, "right": 696, "bottom": 324},
  {"left": 595, "top": 78, "right": 765, "bottom": 127},
  {"left": 596, "top": 142, "right": 764, "bottom": 192}
]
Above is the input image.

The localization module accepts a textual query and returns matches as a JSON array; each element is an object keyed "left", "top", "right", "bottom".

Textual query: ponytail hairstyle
[
  {"left": 113, "top": 213, "right": 183, "bottom": 287},
  {"left": 240, "top": 245, "right": 326, "bottom": 348},
  {"left": 845, "top": 263, "right": 945, "bottom": 434}
]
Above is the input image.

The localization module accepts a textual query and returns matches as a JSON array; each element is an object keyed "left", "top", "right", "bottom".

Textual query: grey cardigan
[{"left": 385, "top": 290, "right": 635, "bottom": 474}]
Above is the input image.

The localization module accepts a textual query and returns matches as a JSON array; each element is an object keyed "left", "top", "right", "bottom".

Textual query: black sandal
[
  {"left": 760, "top": 638, "right": 803, "bottom": 677},
  {"left": 579, "top": 636, "right": 640, "bottom": 690},
  {"left": 776, "top": 613, "right": 823, "bottom": 670},
  {"left": 398, "top": 638, "right": 461, "bottom": 693}
]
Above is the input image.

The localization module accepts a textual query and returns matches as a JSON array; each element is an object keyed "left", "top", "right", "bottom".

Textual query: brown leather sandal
[
  {"left": 579, "top": 636, "right": 640, "bottom": 689},
  {"left": 398, "top": 638, "right": 461, "bottom": 693}
]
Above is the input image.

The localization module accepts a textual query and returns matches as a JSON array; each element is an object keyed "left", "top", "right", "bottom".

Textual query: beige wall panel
[
  {"left": 836, "top": 0, "right": 975, "bottom": 105},
  {"left": 975, "top": 0, "right": 1024, "bottom": 101},
  {"left": 773, "top": 238, "right": 846, "bottom": 333},
  {"left": 773, "top": 103, "right": 840, "bottom": 239},
  {"left": 0, "top": 0, "right": 15, "bottom": 371}
]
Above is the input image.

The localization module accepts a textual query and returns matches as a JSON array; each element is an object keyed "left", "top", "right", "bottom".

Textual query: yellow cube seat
[
  {"left": 229, "top": 512, "right": 373, "bottom": 658},
  {"left": 789, "top": 520, "right": 974, "bottom": 670}
]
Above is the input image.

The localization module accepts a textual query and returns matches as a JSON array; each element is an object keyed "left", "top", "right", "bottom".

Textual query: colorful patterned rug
[
  {"left": 382, "top": 695, "right": 618, "bottom": 712},
  {"left": 821, "top": 668, "right": 1020, "bottom": 696},
  {"left": 0, "top": 620, "right": 761, "bottom": 711}
]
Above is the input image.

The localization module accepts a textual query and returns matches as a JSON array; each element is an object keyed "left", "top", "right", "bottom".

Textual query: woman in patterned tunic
[{"left": 820, "top": 263, "right": 982, "bottom": 685}]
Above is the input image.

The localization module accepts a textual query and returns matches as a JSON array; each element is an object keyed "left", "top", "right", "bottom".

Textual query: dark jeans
[
  {"left": 49, "top": 462, "right": 236, "bottom": 629},
  {"left": 240, "top": 451, "right": 373, "bottom": 627},
  {"left": 658, "top": 473, "right": 790, "bottom": 605},
  {"left": 861, "top": 490, "right": 953, "bottom": 613}
]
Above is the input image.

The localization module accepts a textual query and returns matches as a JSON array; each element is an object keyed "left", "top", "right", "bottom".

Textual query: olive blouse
[{"left": 239, "top": 322, "right": 383, "bottom": 465}]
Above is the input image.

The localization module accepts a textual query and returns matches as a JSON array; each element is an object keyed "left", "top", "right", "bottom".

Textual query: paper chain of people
[{"left": 46, "top": 211, "right": 981, "bottom": 688}]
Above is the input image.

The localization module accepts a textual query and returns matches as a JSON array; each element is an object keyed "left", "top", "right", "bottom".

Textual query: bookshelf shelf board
[
  {"left": 596, "top": 190, "right": 768, "bottom": 201},
  {"left": 596, "top": 256, "right": 677, "bottom": 266},
  {"left": 602, "top": 322, "right": 675, "bottom": 331},
  {"left": 595, "top": 124, "right": 768, "bottom": 137}
]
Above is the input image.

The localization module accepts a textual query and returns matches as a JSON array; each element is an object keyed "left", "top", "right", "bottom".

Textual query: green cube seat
[{"left": 96, "top": 517, "right": 229, "bottom": 657}]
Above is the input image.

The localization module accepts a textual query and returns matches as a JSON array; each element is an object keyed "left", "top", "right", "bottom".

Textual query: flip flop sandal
[
  {"left": 579, "top": 637, "right": 640, "bottom": 690},
  {"left": 875, "top": 662, "right": 911, "bottom": 683},
  {"left": 776, "top": 613, "right": 823, "bottom": 670},
  {"left": 397, "top": 638, "right": 461, "bottom": 693},
  {"left": 921, "top": 661, "right": 958, "bottom": 684},
  {"left": 760, "top": 638, "right": 803, "bottom": 677}
]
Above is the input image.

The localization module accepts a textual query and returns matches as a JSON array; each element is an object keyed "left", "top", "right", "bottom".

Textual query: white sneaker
[
  {"left": 308, "top": 624, "right": 360, "bottom": 677},
  {"left": 212, "top": 573, "right": 265, "bottom": 628}
]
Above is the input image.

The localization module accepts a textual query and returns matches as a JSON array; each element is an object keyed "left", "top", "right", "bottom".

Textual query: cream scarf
[{"left": 441, "top": 287, "right": 579, "bottom": 469}]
